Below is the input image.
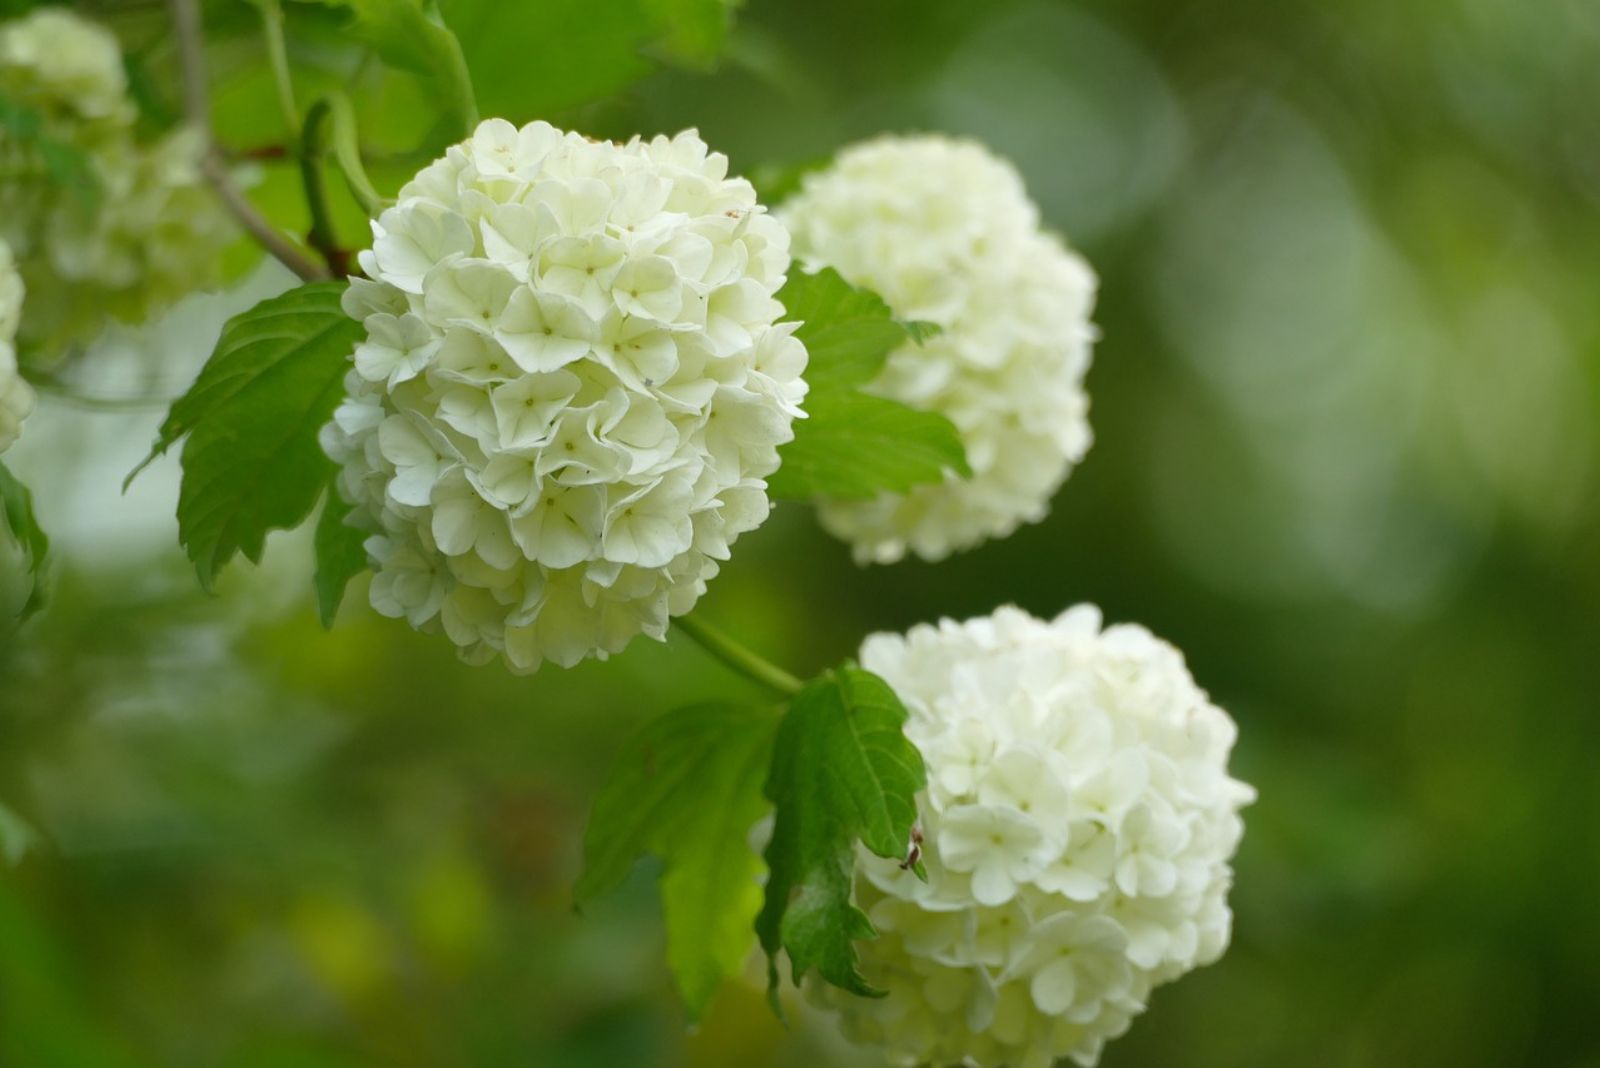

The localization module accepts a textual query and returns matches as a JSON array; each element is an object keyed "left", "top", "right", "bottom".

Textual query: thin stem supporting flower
[
  {"left": 674, "top": 615, "right": 803, "bottom": 697},
  {"left": 303, "top": 94, "right": 389, "bottom": 219},
  {"left": 256, "top": 0, "right": 299, "bottom": 137},
  {"left": 168, "top": 0, "right": 328, "bottom": 282}
]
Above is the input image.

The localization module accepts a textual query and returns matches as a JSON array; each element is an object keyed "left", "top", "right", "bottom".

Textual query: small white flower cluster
[
  {"left": 0, "top": 238, "right": 32, "bottom": 452},
  {"left": 781, "top": 135, "right": 1097, "bottom": 564},
  {"left": 810, "top": 605, "right": 1254, "bottom": 1068},
  {"left": 323, "top": 120, "right": 806, "bottom": 673},
  {"left": 0, "top": 7, "right": 233, "bottom": 356}
]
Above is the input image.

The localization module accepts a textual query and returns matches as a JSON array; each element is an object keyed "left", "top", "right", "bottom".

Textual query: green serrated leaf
[
  {"left": 0, "top": 461, "right": 50, "bottom": 624},
  {"left": 146, "top": 281, "right": 361, "bottom": 591},
  {"left": 757, "top": 667, "right": 926, "bottom": 1001},
  {"left": 768, "top": 390, "right": 969, "bottom": 502},
  {"left": 578, "top": 702, "right": 777, "bottom": 1020},
  {"left": 777, "top": 266, "right": 915, "bottom": 393},
  {"left": 312, "top": 485, "right": 367, "bottom": 628},
  {"left": 347, "top": 0, "right": 477, "bottom": 135},
  {"left": 769, "top": 268, "right": 964, "bottom": 501}
]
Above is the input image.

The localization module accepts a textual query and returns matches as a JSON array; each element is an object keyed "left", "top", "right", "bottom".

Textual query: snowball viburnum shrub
[
  {"left": 808, "top": 605, "right": 1254, "bottom": 1068},
  {"left": 781, "top": 135, "right": 1097, "bottom": 563},
  {"left": 322, "top": 120, "right": 806, "bottom": 673},
  {"left": 0, "top": 239, "right": 32, "bottom": 453},
  {"left": 0, "top": 7, "right": 233, "bottom": 356}
]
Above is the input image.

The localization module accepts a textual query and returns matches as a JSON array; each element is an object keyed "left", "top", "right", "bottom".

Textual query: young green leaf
[
  {"left": 770, "top": 268, "right": 964, "bottom": 501},
  {"left": 578, "top": 702, "right": 777, "bottom": 1021},
  {"left": 0, "top": 462, "right": 50, "bottom": 623},
  {"left": 776, "top": 266, "right": 921, "bottom": 393},
  {"left": 768, "top": 390, "right": 969, "bottom": 502},
  {"left": 142, "top": 281, "right": 361, "bottom": 591},
  {"left": 312, "top": 484, "right": 367, "bottom": 628},
  {"left": 756, "top": 667, "right": 926, "bottom": 1002}
]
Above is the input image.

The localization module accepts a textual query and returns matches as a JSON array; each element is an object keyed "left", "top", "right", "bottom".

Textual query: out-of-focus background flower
[{"left": 3, "top": 0, "right": 1599, "bottom": 1064}]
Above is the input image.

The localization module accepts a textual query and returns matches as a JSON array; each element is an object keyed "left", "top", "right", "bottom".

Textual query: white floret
[
  {"left": 781, "top": 135, "right": 1098, "bottom": 563},
  {"left": 809, "top": 604, "right": 1254, "bottom": 1068},
  {"left": 324, "top": 120, "right": 807, "bottom": 673}
]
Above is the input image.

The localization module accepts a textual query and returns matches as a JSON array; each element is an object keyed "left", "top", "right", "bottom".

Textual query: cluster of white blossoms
[
  {"left": 0, "top": 7, "right": 233, "bottom": 356},
  {"left": 322, "top": 119, "right": 806, "bottom": 673},
  {"left": 0, "top": 238, "right": 31, "bottom": 452},
  {"left": 809, "top": 605, "right": 1254, "bottom": 1068},
  {"left": 781, "top": 135, "right": 1097, "bottom": 564}
]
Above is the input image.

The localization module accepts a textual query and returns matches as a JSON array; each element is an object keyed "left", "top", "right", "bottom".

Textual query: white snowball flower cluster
[
  {"left": 323, "top": 120, "right": 806, "bottom": 673},
  {"left": 0, "top": 7, "right": 233, "bottom": 357},
  {"left": 810, "top": 605, "right": 1254, "bottom": 1068},
  {"left": 781, "top": 135, "right": 1097, "bottom": 564},
  {"left": 0, "top": 238, "right": 32, "bottom": 453}
]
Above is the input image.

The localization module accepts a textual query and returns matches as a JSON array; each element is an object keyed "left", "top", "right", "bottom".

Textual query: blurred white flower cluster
[
  {"left": 0, "top": 238, "right": 31, "bottom": 452},
  {"left": 323, "top": 120, "right": 806, "bottom": 673},
  {"left": 0, "top": 7, "right": 233, "bottom": 358},
  {"left": 782, "top": 135, "right": 1097, "bottom": 563},
  {"left": 811, "top": 605, "right": 1254, "bottom": 1068}
]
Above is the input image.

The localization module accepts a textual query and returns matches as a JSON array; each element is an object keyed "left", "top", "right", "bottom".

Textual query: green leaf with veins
[
  {"left": 578, "top": 702, "right": 777, "bottom": 1021},
  {"left": 767, "top": 390, "right": 970, "bottom": 502},
  {"left": 768, "top": 267, "right": 964, "bottom": 501},
  {"left": 133, "top": 281, "right": 362, "bottom": 591},
  {"left": 756, "top": 667, "right": 926, "bottom": 1003}
]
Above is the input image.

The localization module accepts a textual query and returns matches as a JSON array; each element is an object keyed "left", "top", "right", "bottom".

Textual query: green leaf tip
[{"left": 756, "top": 667, "right": 927, "bottom": 1002}]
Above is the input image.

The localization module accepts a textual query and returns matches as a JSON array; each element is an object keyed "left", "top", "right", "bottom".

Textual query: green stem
[
  {"left": 298, "top": 107, "right": 344, "bottom": 276},
  {"left": 257, "top": 0, "right": 299, "bottom": 137},
  {"left": 674, "top": 615, "right": 803, "bottom": 697},
  {"left": 169, "top": 0, "right": 327, "bottom": 281},
  {"left": 303, "top": 94, "right": 388, "bottom": 219}
]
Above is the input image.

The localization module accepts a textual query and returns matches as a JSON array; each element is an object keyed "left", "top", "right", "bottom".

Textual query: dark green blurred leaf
[
  {"left": 146, "top": 282, "right": 360, "bottom": 591},
  {"left": 756, "top": 667, "right": 925, "bottom": 1002},
  {"left": 641, "top": 0, "right": 740, "bottom": 69},
  {"left": 0, "top": 460, "right": 49, "bottom": 623},
  {"left": 313, "top": 484, "right": 367, "bottom": 628},
  {"left": 0, "top": 801, "right": 35, "bottom": 866},
  {"left": 441, "top": 0, "right": 738, "bottom": 121},
  {"left": 346, "top": 0, "right": 477, "bottom": 134},
  {"left": 578, "top": 701, "right": 776, "bottom": 1020}
]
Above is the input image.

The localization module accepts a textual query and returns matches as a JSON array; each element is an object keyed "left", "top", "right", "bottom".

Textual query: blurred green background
[{"left": 4, "top": 0, "right": 1600, "bottom": 1065}]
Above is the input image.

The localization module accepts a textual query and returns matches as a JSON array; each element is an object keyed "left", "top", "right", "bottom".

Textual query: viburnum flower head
[
  {"left": 0, "top": 7, "right": 233, "bottom": 355},
  {"left": 323, "top": 120, "right": 806, "bottom": 673},
  {"left": 0, "top": 6, "right": 132, "bottom": 132},
  {"left": 781, "top": 135, "right": 1097, "bottom": 563},
  {"left": 0, "top": 238, "right": 32, "bottom": 454},
  {"left": 809, "top": 605, "right": 1255, "bottom": 1068}
]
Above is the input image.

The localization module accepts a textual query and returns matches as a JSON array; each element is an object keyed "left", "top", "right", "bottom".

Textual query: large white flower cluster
[
  {"left": 810, "top": 605, "right": 1254, "bottom": 1068},
  {"left": 781, "top": 135, "right": 1097, "bottom": 564},
  {"left": 0, "top": 238, "right": 32, "bottom": 453},
  {"left": 323, "top": 120, "right": 806, "bottom": 673},
  {"left": 0, "top": 7, "right": 233, "bottom": 357}
]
